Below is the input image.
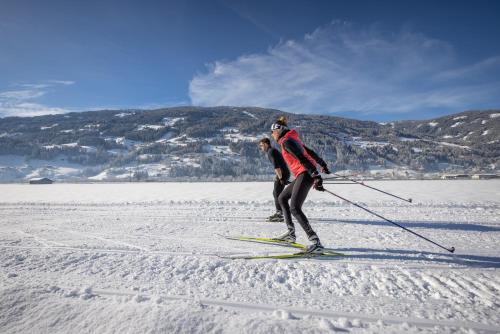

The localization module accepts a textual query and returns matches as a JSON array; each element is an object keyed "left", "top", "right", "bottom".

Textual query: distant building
[
  {"left": 471, "top": 174, "right": 498, "bottom": 180},
  {"left": 29, "top": 178, "right": 54, "bottom": 184},
  {"left": 441, "top": 174, "right": 469, "bottom": 180}
]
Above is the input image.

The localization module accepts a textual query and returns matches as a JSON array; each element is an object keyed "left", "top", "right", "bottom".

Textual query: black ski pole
[
  {"left": 322, "top": 176, "right": 345, "bottom": 180},
  {"left": 323, "top": 174, "right": 356, "bottom": 181},
  {"left": 322, "top": 188, "right": 455, "bottom": 253},
  {"left": 332, "top": 173, "right": 413, "bottom": 203}
]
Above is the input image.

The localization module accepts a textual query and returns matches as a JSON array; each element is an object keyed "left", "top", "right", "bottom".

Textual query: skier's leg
[
  {"left": 278, "top": 180, "right": 295, "bottom": 234},
  {"left": 289, "top": 173, "right": 319, "bottom": 241},
  {"left": 273, "top": 179, "right": 285, "bottom": 213}
]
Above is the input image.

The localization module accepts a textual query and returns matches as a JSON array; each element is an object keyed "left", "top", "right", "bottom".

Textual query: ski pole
[
  {"left": 332, "top": 173, "right": 413, "bottom": 203},
  {"left": 322, "top": 174, "right": 356, "bottom": 180},
  {"left": 322, "top": 176, "right": 345, "bottom": 180},
  {"left": 322, "top": 188, "right": 455, "bottom": 253}
]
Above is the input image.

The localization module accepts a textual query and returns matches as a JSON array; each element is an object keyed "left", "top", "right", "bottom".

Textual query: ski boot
[
  {"left": 273, "top": 230, "right": 296, "bottom": 243},
  {"left": 305, "top": 235, "right": 324, "bottom": 253},
  {"left": 266, "top": 211, "right": 284, "bottom": 222}
]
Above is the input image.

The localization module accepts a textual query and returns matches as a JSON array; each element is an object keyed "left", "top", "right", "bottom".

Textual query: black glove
[
  {"left": 311, "top": 171, "right": 324, "bottom": 191},
  {"left": 276, "top": 176, "right": 288, "bottom": 186},
  {"left": 281, "top": 178, "right": 291, "bottom": 186},
  {"left": 321, "top": 165, "right": 331, "bottom": 174}
]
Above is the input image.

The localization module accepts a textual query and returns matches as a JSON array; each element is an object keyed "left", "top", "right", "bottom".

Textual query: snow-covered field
[{"left": 1, "top": 181, "right": 499, "bottom": 333}]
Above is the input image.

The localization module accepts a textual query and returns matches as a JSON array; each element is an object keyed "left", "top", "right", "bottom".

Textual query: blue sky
[{"left": 1, "top": 0, "right": 499, "bottom": 121}]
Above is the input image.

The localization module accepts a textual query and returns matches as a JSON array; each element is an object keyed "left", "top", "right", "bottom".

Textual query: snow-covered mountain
[{"left": 0, "top": 107, "right": 498, "bottom": 181}]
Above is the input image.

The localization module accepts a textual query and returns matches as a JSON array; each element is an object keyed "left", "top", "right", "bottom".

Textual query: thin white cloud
[
  {"left": 0, "top": 80, "right": 74, "bottom": 118},
  {"left": 0, "top": 89, "right": 46, "bottom": 100},
  {"left": 20, "top": 83, "right": 51, "bottom": 89},
  {"left": 219, "top": 0, "right": 280, "bottom": 40},
  {"left": 434, "top": 56, "right": 500, "bottom": 81},
  {"left": 47, "top": 80, "right": 75, "bottom": 86},
  {"left": 77, "top": 99, "right": 190, "bottom": 112},
  {"left": 189, "top": 21, "right": 500, "bottom": 116},
  {"left": 0, "top": 102, "right": 68, "bottom": 118}
]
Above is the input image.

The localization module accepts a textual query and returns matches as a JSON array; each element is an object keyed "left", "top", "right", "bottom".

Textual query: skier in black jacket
[{"left": 259, "top": 137, "right": 290, "bottom": 222}]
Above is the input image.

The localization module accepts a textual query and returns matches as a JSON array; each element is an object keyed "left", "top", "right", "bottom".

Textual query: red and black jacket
[{"left": 277, "top": 129, "right": 327, "bottom": 177}]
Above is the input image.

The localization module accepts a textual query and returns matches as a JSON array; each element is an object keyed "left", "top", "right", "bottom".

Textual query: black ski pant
[
  {"left": 273, "top": 179, "right": 285, "bottom": 213},
  {"left": 278, "top": 172, "right": 318, "bottom": 240}
]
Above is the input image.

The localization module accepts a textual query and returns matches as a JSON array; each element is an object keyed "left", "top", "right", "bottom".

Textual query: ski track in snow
[{"left": 0, "top": 181, "right": 499, "bottom": 333}]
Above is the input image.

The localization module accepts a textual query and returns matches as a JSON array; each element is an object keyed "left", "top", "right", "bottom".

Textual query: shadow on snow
[
  {"left": 323, "top": 247, "right": 500, "bottom": 269},
  {"left": 313, "top": 218, "right": 500, "bottom": 232}
]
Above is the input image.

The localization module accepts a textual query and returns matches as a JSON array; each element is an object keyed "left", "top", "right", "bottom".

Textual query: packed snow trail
[{"left": 1, "top": 181, "right": 499, "bottom": 333}]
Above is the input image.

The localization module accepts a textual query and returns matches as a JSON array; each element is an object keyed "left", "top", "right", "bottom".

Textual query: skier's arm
[
  {"left": 282, "top": 139, "right": 317, "bottom": 175},
  {"left": 268, "top": 149, "right": 281, "bottom": 169},
  {"left": 304, "top": 145, "right": 330, "bottom": 174},
  {"left": 269, "top": 149, "right": 285, "bottom": 182},
  {"left": 303, "top": 145, "right": 327, "bottom": 169},
  {"left": 275, "top": 168, "right": 283, "bottom": 180}
]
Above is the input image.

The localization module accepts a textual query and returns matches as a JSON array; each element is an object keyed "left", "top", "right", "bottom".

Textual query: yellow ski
[
  {"left": 219, "top": 234, "right": 307, "bottom": 249},
  {"left": 220, "top": 251, "right": 345, "bottom": 260}
]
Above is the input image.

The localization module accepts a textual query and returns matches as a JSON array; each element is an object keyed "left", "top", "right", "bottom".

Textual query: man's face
[{"left": 259, "top": 142, "right": 269, "bottom": 152}]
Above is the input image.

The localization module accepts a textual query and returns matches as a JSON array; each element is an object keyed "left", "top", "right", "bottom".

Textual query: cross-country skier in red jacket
[{"left": 270, "top": 116, "right": 330, "bottom": 253}]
